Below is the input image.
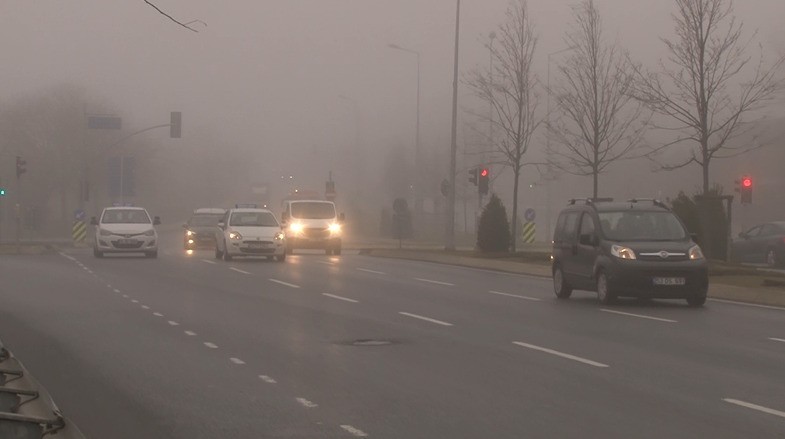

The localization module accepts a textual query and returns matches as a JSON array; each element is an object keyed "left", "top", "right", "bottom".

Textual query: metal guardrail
[{"left": 0, "top": 338, "right": 85, "bottom": 439}]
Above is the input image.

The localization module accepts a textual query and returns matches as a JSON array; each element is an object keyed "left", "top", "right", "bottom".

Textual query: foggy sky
[{"left": 1, "top": 0, "right": 784, "bottom": 231}]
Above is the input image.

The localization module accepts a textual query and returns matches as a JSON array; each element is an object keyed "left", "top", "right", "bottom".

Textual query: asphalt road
[{"left": 1, "top": 232, "right": 784, "bottom": 438}]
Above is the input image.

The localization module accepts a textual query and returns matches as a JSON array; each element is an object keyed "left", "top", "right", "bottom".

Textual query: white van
[{"left": 282, "top": 200, "right": 344, "bottom": 255}]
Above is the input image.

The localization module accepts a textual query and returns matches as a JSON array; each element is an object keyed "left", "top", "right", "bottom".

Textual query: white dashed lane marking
[
  {"left": 600, "top": 309, "right": 677, "bottom": 323},
  {"left": 769, "top": 337, "right": 785, "bottom": 343},
  {"left": 168, "top": 321, "right": 179, "bottom": 326},
  {"left": 322, "top": 293, "right": 359, "bottom": 303},
  {"left": 113, "top": 289, "right": 121, "bottom": 293},
  {"left": 185, "top": 331, "right": 197, "bottom": 336},
  {"left": 513, "top": 341, "right": 609, "bottom": 368},
  {"left": 131, "top": 300, "right": 139, "bottom": 304},
  {"left": 295, "top": 397, "right": 318, "bottom": 408},
  {"left": 141, "top": 305, "right": 150, "bottom": 310},
  {"left": 153, "top": 312, "right": 164, "bottom": 317},
  {"left": 340, "top": 425, "right": 369, "bottom": 437},
  {"left": 203, "top": 342, "right": 218, "bottom": 349},
  {"left": 230, "top": 357, "right": 245, "bottom": 365},
  {"left": 357, "top": 268, "right": 386, "bottom": 275},
  {"left": 269, "top": 278, "right": 300, "bottom": 289},
  {"left": 399, "top": 312, "right": 453, "bottom": 327},
  {"left": 229, "top": 267, "right": 252, "bottom": 275},
  {"left": 723, "top": 398, "right": 785, "bottom": 419},
  {"left": 201, "top": 259, "right": 217, "bottom": 265},
  {"left": 259, "top": 375, "right": 277, "bottom": 384},
  {"left": 488, "top": 290, "right": 541, "bottom": 301},
  {"left": 414, "top": 278, "right": 454, "bottom": 286}
]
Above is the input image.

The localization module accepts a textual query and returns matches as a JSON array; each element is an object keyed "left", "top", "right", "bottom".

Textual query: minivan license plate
[{"left": 653, "top": 277, "right": 685, "bottom": 286}]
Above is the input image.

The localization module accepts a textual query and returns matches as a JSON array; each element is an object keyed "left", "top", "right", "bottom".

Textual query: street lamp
[
  {"left": 446, "top": 0, "right": 461, "bottom": 251},
  {"left": 544, "top": 46, "right": 573, "bottom": 241},
  {"left": 388, "top": 43, "right": 422, "bottom": 216}
]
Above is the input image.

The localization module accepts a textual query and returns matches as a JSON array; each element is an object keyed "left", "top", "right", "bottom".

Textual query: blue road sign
[
  {"left": 524, "top": 208, "right": 536, "bottom": 222},
  {"left": 74, "top": 209, "right": 86, "bottom": 221}
]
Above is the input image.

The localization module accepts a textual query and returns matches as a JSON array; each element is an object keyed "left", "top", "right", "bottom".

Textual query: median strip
[
  {"left": 600, "top": 309, "right": 677, "bottom": 323},
  {"left": 399, "top": 312, "right": 453, "bottom": 326},
  {"left": 513, "top": 341, "right": 609, "bottom": 368},
  {"left": 723, "top": 398, "right": 785, "bottom": 419}
]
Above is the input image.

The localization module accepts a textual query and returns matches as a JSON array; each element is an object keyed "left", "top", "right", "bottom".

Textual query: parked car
[
  {"left": 551, "top": 198, "right": 709, "bottom": 306},
  {"left": 731, "top": 222, "right": 785, "bottom": 267}
]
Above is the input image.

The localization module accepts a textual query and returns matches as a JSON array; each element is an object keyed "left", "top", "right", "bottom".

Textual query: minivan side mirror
[
  {"left": 153, "top": 216, "right": 161, "bottom": 225},
  {"left": 339, "top": 213, "right": 346, "bottom": 223},
  {"left": 90, "top": 216, "right": 98, "bottom": 226}
]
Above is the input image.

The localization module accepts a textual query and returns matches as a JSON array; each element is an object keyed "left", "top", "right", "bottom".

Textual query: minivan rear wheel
[
  {"left": 596, "top": 271, "right": 615, "bottom": 304},
  {"left": 553, "top": 266, "right": 572, "bottom": 299}
]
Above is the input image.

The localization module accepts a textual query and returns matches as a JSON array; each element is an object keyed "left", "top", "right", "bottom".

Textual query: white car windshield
[
  {"left": 229, "top": 212, "right": 279, "bottom": 227},
  {"left": 101, "top": 209, "right": 151, "bottom": 224}
]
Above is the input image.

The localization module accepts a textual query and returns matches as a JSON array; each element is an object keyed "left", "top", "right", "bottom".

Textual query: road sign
[
  {"left": 524, "top": 208, "right": 536, "bottom": 222},
  {"left": 74, "top": 209, "right": 86, "bottom": 221},
  {"left": 522, "top": 221, "right": 536, "bottom": 244}
]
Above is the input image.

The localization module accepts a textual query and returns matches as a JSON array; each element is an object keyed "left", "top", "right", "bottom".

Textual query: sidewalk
[{"left": 362, "top": 248, "right": 785, "bottom": 308}]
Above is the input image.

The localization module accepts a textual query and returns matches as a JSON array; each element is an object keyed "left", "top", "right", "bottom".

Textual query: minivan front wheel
[
  {"left": 596, "top": 271, "right": 615, "bottom": 304},
  {"left": 553, "top": 266, "right": 572, "bottom": 299}
]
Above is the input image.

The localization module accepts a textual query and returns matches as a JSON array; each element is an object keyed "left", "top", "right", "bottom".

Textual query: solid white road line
[
  {"left": 184, "top": 331, "right": 197, "bottom": 336},
  {"left": 414, "top": 277, "right": 455, "bottom": 286},
  {"left": 153, "top": 312, "right": 164, "bottom": 317},
  {"left": 230, "top": 357, "right": 245, "bottom": 365},
  {"left": 203, "top": 342, "right": 218, "bottom": 349},
  {"left": 709, "top": 298, "right": 785, "bottom": 311},
  {"left": 513, "top": 341, "right": 609, "bottom": 368},
  {"left": 168, "top": 321, "right": 179, "bottom": 326},
  {"left": 357, "top": 268, "right": 386, "bottom": 275},
  {"left": 229, "top": 267, "right": 252, "bottom": 275},
  {"left": 269, "top": 278, "right": 300, "bottom": 289},
  {"left": 201, "top": 259, "right": 217, "bottom": 265},
  {"left": 399, "top": 312, "right": 453, "bottom": 326},
  {"left": 600, "top": 308, "right": 677, "bottom": 323},
  {"left": 296, "top": 397, "right": 318, "bottom": 408},
  {"left": 769, "top": 337, "right": 785, "bottom": 343},
  {"left": 340, "top": 425, "right": 369, "bottom": 437},
  {"left": 488, "top": 290, "right": 541, "bottom": 301},
  {"left": 322, "top": 293, "right": 359, "bottom": 303},
  {"left": 259, "top": 375, "right": 277, "bottom": 384},
  {"left": 723, "top": 398, "right": 785, "bottom": 419}
]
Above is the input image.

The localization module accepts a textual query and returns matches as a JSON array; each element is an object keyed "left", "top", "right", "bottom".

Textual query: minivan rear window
[{"left": 599, "top": 211, "right": 687, "bottom": 241}]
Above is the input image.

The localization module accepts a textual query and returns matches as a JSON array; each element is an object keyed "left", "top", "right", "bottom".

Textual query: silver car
[{"left": 92, "top": 207, "right": 160, "bottom": 258}]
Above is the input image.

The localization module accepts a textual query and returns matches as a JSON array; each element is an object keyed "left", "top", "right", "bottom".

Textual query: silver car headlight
[
  {"left": 99, "top": 228, "right": 113, "bottom": 236},
  {"left": 611, "top": 245, "right": 637, "bottom": 260},
  {"left": 229, "top": 231, "right": 243, "bottom": 240},
  {"left": 689, "top": 245, "right": 705, "bottom": 260}
]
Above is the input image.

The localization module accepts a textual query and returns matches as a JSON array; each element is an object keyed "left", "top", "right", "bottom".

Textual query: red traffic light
[
  {"left": 480, "top": 168, "right": 489, "bottom": 177},
  {"left": 742, "top": 177, "right": 752, "bottom": 188}
]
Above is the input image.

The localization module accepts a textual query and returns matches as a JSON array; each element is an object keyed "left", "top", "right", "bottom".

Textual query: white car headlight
[
  {"left": 328, "top": 223, "right": 341, "bottom": 233},
  {"left": 274, "top": 232, "right": 285, "bottom": 241},
  {"left": 611, "top": 245, "right": 637, "bottom": 260},
  {"left": 229, "top": 231, "right": 243, "bottom": 240},
  {"left": 144, "top": 229, "right": 156, "bottom": 237},
  {"left": 186, "top": 230, "right": 195, "bottom": 237},
  {"left": 99, "top": 228, "right": 112, "bottom": 236},
  {"left": 689, "top": 245, "right": 705, "bottom": 260},
  {"left": 289, "top": 223, "right": 304, "bottom": 234}
]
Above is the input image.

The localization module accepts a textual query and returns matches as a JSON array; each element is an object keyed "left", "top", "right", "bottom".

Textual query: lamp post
[
  {"left": 545, "top": 47, "right": 573, "bottom": 241},
  {"left": 446, "top": 0, "right": 461, "bottom": 251},
  {"left": 388, "top": 43, "right": 422, "bottom": 217}
]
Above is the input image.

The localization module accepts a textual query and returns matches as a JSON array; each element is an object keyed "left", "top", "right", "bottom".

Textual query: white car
[
  {"left": 92, "top": 207, "right": 160, "bottom": 258},
  {"left": 215, "top": 207, "right": 286, "bottom": 262}
]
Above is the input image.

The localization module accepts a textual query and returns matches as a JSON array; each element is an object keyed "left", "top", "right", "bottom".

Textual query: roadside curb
[{"left": 363, "top": 249, "right": 785, "bottom": 308}]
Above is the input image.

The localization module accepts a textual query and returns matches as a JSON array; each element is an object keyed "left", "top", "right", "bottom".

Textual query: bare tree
[
  {"left": 467, "top": 0, "right": 541, "bottom": 252},
  {"left": 631, "top": 0, "right": 785, "bottom": 195},
  {"left": 548, "top": 0, "right": 647, "bottom": 199},
  {"left": 142, "top": 1, "right": 201, "bottom": 32}
]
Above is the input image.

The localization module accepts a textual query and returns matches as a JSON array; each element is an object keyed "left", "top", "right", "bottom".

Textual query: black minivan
[{"left": 551, "top": 198, "right": 709, "bottom": 306}]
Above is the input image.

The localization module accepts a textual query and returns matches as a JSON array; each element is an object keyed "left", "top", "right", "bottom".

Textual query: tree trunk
[
  {"left": 593, "top": 171, "right": 599, "bottom": 199},
  {"left": 511, "top": 167, "right": 520, "bottom": 253},
  {"left": 702, "top": 159, "right": 710, "bottom": 196}
]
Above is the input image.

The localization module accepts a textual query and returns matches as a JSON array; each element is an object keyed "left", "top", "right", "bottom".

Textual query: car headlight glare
[
  {"left": 186, "top": 230, "right": 195, "bottom": 237},
  {"left": 328, "top": 223, "right": 341, "bottom": 233},
  {"left": 99, "top": 228, "right": 112, "bottom": 236},
  {"left": 611, "top": 245, "right": 637, "bottom": 260},
  {"left": 689, "top": 245, "right": 705, "bottom": 260},
  {"left": 274, "top": 232, "right": 285, "bottom": 241},
  {"left": 229, "top": 231, "right": 242, "bottom": 240},
  {"left": 289, "top": 223, "right": 304, "bottom": 234}
]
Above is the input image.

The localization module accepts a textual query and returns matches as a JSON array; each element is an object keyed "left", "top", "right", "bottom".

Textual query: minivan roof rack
[
  {"left": 568, "top": 197, "right": 614, "bottom": 205},
  {"left": 626, "top": 198, "right": 668, "bottom": 209}
]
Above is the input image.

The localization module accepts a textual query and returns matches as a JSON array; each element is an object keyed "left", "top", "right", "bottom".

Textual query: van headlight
[
  {"left": 186, "top": 230, "right": 195, "bottom": 237},
  {"left": 611, "top": 245, "right": 637, "bottom": 260},
  {"left": 689, "top": 245, "right": 705, "bottom": 260},
  {"left": 289, "top": 223, "right": 304, "bottom": 234},
  {"left": 328, "top": 223, "right": 341, "bottom": 234},
  {"left": 229, "top": 231, "right": 243, "bottom": 240}
]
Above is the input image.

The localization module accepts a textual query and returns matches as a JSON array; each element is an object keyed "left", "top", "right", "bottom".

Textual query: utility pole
[{"left": 446, "top": 0, "right": 461, "bottom": 251}]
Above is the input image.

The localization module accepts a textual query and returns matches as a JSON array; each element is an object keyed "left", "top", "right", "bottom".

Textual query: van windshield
[
  {"left": 291, "top": 202, "right": 336, "bottom": 219},
  {"left": 599, "top": 211, "right": 687, "bottom": 241}
]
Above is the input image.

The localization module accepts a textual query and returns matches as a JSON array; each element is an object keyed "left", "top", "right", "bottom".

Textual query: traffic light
[
  {"left": 170, "top": 111, "right": 182, "bottom": 138},
  {"left": 468, "top": 167, "right": 478, "bottom": 186},
  {"left": 16, "top": 156, "right": 26, "bottom": 179},
  {"left": 479, "top": 168, "right": 489, "bottom": 195},
  {"left": 740, "top": 175, "right": 752, "bottom": 204},
  {"left": 0, "top": 188, "right": 5, "bottom": 196}
]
